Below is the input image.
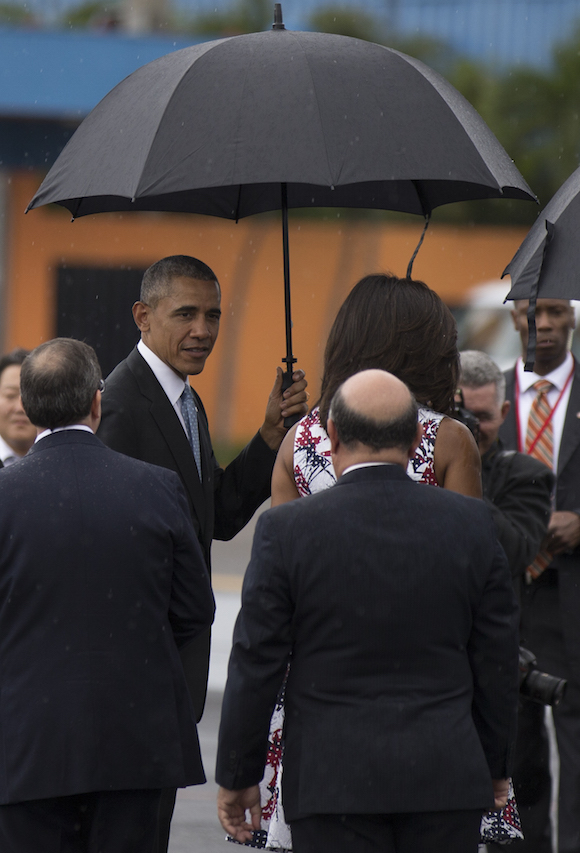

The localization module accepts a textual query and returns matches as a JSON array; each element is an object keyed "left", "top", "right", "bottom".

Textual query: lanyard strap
[{"left": 515, "top": 359, "right": 575, "bottom": 454}]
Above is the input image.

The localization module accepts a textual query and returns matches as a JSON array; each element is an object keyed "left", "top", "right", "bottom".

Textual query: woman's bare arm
[
  {"left": 271, "top": 424, "right": 301, "bottom": 506},
  {"left": 433, "top": 417, "right": 482, "bottom": 498}
]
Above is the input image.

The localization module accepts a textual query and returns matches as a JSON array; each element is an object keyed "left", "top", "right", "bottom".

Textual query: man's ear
[
  {"left": 500, "top": 400, "right": 510, "bottom": 423},
  {"left": 132, "top": 301, "right": 150, "bottom": 333},
  {"left": 327, "top": 418, "right": 340, "bottom": 457},
  {"left": 408, "top": 422, "right": 424, "bottom": 460}
]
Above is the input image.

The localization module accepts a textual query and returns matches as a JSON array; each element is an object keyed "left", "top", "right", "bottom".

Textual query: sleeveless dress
[
  {"left": 293, "top": 405, "right": 443, "bottom": 496},
  {"left": 257, "top": 406, "right": 444, "bottom": 852}
]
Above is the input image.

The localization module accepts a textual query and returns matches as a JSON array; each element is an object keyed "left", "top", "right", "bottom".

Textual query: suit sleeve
[
  {"left": 467, "top": 524, "right": 520, "bottom": 779},
  {"left": 216, "top": 510, "right": 293, "bottom": 789},
  {"left": 195, "top": 396, "right": 277, "bottom": 542},
  {"left": 484, "top": 455, "right": 554, "bottom": 580},
  {"left": 166, "top": 473, "right": 215, "bottom": 649}
]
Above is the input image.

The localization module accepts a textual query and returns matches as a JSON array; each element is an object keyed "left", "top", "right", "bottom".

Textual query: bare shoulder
[
  {"left": 271, "top": 423, "right": 300, "bottom": 506},
  {"left": 434, "top": 416, "right": 482, "bottom": 498}
]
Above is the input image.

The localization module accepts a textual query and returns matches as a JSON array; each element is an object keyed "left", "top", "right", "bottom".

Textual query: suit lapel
[
  {"left": 558, "top": 364, "right": 580, "bottom": 476},
  {"left": 499, "top": 368, "right": 518, "bottom": 449},
  {"left": 127, "top": 349, "right": 207, "bottom": 531}
]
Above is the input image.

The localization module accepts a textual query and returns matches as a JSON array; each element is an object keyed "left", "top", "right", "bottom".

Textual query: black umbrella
[
  {"left": 28, "top": 5, "right": 535, "bottom": 400},
  {"left": 503, "top": 165, "right": 580, "bottom": 369}
]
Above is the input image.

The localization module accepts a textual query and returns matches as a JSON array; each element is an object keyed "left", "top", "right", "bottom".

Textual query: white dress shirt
[
  {"left": 342, "top": 462, "right": 393, "bottom": 476},
  {"left": 35, "top": 424, "right": 94, "bottom": 443},
  {"left": 137, "top": 339, "right": 191, "bottom": 434},
  {"left": 515, "top": 352, "right": 575, "bottom": 473},
  {"left": 0, "top": 433, "right": 22, "bottom": 465}
]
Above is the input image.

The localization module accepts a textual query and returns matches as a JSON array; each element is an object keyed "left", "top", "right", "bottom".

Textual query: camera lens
[{"left": 521, "top": 669, "right": 567, "bottom": 706}]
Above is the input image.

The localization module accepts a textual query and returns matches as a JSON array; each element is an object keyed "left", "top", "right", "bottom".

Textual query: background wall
[{"left": 10, "top": 171, "right": 526, "bottom": 446}]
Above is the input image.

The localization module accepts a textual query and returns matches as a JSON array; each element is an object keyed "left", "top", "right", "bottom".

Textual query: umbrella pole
[{"left": 281, "top": 182, "right": 300, "bottom": 428}]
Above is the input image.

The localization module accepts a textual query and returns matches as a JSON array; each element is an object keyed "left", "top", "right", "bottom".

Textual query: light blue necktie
[{"left": 180, "top": 385, "right": 202, "bottom": 479}]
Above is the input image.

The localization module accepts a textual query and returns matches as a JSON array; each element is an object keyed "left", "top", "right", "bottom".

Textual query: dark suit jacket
[
  {"left": 499, "top": 363, "right": 580, "bottom": 682},
  {"left": 0, "top": 430, "right": 215, "bottom": 805},
  {"left": 216, "top": 465, "right": 519, "bottom": 819},
  {"left": 98, "top": 348, "right": 276, "bottom": 569},
  {"left": 481, "top": 439, "right": 553, "bottom": 586},
  {"left": 97, "top": 347, "right": 276, "bottom": 718}
]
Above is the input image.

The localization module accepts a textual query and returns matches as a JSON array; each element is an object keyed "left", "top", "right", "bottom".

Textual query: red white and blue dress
[{"left": 293, "top": 405, "right": 443, "bottom": 496}]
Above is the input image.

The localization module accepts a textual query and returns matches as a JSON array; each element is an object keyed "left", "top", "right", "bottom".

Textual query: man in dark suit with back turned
[
  {"left": 499, "top": 298, "right": 580, "bottom": 853},
  {"left": 217, "top": 369, "right": 519, "bottom": 853},
  {"left": 0, "top": 338, "right": 215, "bottom": 853},
  {"left": 97, "top": 254, "right": 307, "bottom": 849}
]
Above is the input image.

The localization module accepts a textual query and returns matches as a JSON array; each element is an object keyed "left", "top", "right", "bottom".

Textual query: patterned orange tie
[{"left": 526, "top": 379, "right": 554, "bottom": 580}]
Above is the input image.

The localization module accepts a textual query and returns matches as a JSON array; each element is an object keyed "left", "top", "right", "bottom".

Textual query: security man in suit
[
  {"left": 0, "top": 338, "right": 215, "bottom": 853},
  {"left": 459, "top": 349, "right": 554, "bottom": 851},
  {"left": 499, "top": 298, "right": 580, "bottom": 853},
  {"left": 97, "top": 254, "right": 308, "bottom": 851},
  {"left": 217, "top": 369, "right": 519, "bottom": 853}
]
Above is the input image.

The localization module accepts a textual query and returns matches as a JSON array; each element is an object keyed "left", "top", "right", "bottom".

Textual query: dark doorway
[{"left": 56, "top": 266, "right": 145, "bottom": 378}]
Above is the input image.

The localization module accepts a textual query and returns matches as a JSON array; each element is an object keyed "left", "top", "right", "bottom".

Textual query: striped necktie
[
  {"left": 525, "top": 379, "right": 554, "bottom": 580},
  {"left": 180, "top": 385, "right": 202, "bottom": 479},
  {"left": 525, "top": 379, "right": 554, "bottom": 469}
]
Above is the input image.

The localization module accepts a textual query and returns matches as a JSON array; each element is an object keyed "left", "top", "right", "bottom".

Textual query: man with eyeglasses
[{"left": 0, "top": 338, "right": 214, "bottom": 853}]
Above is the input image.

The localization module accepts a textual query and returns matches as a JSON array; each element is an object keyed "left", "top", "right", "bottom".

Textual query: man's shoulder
[
  {"left": 496, "top": 447, "right": 551, "bottom": 477},
  {"left": 105, "top": 348, "right": 150, "bottom": 392},
  {"left": 264, "top": 468, "right": 487, "bottom": 526}
]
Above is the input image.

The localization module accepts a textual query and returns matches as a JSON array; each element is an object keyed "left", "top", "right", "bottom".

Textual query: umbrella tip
[{"left": 273, "top": 3, "right": 285, "bottom": 29}]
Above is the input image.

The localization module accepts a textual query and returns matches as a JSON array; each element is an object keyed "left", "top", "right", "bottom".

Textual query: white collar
[
  {"left": 137, "top": 339, "right": 189, "bottom": 404},
  {"left": 516, "top": 351, "right": 574, "bottom": 394},
  {"left": 0, "top": 433, "right": 24, "bottom": 464},
  {"left": 341, "top": 462, "right": 394, "bottom": 476},
  {"left": 35, "top": 424, "right": 94, "bottom": 443}
]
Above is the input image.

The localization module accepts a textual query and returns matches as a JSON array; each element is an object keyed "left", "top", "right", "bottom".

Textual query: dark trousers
[
  {"left": 488, "top": 696, "right": 552, "bottom": 853},
  {"left": 516, "top": 571, "right": 580, "bottom": 853},
  {"left": 152, "top": 788, "right": 177, "bottom": 853},
  {"left": 0, "top": 788, "right": 162, "bottom": 853},
  {"left": 290, "top": 809, "right": 482, "bottom": 853}
]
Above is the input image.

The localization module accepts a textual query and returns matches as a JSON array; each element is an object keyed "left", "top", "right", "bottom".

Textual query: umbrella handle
[
  {"left": 280, "top": 182, "right": 300, "bottom": 428},
  {"left": 282, "top": 368, "right": 302, "bottom": 429}
]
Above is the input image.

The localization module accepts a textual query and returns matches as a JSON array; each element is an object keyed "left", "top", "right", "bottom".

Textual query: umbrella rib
[{"left": 292, "top": 35, "right": 336, "bottom": 187}]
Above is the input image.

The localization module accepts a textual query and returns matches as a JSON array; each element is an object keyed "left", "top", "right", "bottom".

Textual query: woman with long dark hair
[
  {"left": 252, "top": 275, "right": 482, "bottom": 853},
  {"left": 273, "top": 273, "right": 481, "bottom": 504}
]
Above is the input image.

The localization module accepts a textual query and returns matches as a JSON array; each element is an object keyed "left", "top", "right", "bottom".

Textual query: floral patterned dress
[{"left": 293, "top": 405, "right": 443, "bottom": 495}]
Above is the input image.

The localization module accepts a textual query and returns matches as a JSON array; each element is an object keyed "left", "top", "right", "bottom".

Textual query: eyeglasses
[{"left": 98, "top": 379, "right": 106, "bottom": 393}]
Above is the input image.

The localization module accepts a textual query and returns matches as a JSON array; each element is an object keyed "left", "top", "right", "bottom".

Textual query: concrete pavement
[{"left": 169, "top": 508, "right": 261, "bottom": 853}]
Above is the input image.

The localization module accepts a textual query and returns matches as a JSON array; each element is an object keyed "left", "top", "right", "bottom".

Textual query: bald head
[
  {"left": 340, "top": 369, "right": 414, "bottom": 426},
  {"left": 328, "top": 370, "right": 420, "bottom": 474}
]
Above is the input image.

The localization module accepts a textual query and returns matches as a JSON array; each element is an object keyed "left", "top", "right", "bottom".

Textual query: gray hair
[{"left": 459, "top": 350, "right": 505, "bottom": 406}]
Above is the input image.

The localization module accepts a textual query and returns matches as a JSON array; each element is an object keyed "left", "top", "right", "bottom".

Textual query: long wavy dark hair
[{"left": 318, "top": 274, "right": 459, "bottom": 428}]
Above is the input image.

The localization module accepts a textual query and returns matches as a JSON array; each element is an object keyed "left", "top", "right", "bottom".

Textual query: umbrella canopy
[
  {"left": 503, "top": 165, "right": 580, "bottom": 369},
  {"left": 28, "top": 27, "right": 534, "bottom": 219},
  {"left": 504, "top": 165, "right": 580, "bottom": 303},
  {"left": 27, "top": 11, "right": 536, "bottom": 400}
]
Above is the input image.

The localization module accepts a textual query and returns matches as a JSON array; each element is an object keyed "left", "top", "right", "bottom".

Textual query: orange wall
[{"left": 7, "top": 171, "right": 528, "bottom": 443}]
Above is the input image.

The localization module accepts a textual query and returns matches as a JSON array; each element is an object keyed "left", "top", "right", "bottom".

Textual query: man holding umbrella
[
  {"left": 97, "top": 254, "right": 308, "bottom": 852},
  {"left": 500, "top": 297, "right": 580, "bottom": 853}
]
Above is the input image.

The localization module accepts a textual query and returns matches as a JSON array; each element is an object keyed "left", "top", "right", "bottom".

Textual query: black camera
[
  {"left": 519, "top": 646, "right": 567, "bottom": 706},
  {"left": 453, "top": 390, "right": 480, "bottom": 444}
]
